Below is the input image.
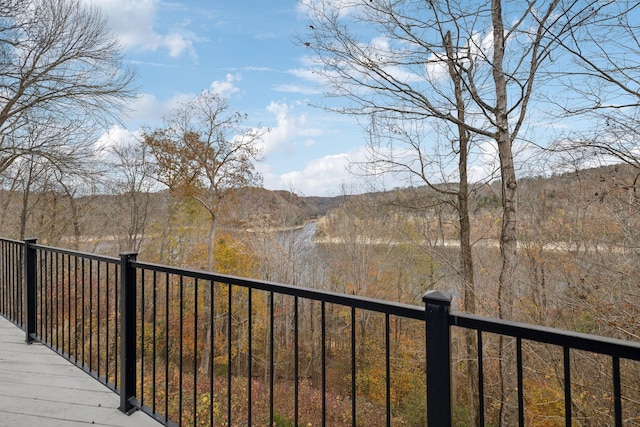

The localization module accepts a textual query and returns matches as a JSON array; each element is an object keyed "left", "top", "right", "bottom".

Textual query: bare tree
[
  {"left": 539, "top": 2, "right": 640, "bottom": 355},
  {"left": 544, "top": 1, "right": 640, "bottom": 172},
  {"left": 105, "top": 141, "right": 155, "bottom": 252},
  {"left": 144, "top": 90, "right": 267, "bottom": 375},
  {"left": 0, "top": 0, "right": 135, "bottom": 173},
  {"left": 12, "top": 155, "right": 50, "bottom": 240},
  {"left": 0, "top": 114, "right": 100, "bottom": 243},
  {"left": 300, "top": 0, "right": 588, "bottom": 315},
  {"left": 299, "top": 0, "right": 628, "bottom": 424},
  {"left": 144, "top": 90, "right": 267, "bottom": 270}
]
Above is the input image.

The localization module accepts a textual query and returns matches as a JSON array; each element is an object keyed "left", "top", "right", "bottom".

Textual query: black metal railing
[
  {"left": 0, "top": 238, "right": 24, "bottom": 329},
  {"left": 127, "top": 256, "right": 428, "bottom": 426},
  {"left": 1, "top": 237, "right": 640, "bottom": 426},
  {"left": 23, "top": 238, "right": 123, "bottom": 392},
  {"left": 427, "top": 292, "right": 640, "bottom": 426}
]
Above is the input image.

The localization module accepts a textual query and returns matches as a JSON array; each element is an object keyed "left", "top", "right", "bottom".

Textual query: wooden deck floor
[{"left": 0, "top": 316, "right": 160, "bottom": 427}]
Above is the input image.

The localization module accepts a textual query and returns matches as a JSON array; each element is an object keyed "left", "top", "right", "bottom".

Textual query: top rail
[
  {"left": 32, "top": 242, "right": 120, "bottom": 264},
  {"left": 132, "top": 259, "right": 426, "bottom": 320},
  {"left": 452, "top": 312, "right": 640, "bottom": 360}
]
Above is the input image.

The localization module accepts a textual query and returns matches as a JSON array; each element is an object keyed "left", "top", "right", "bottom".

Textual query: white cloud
[
  {"left": 297, "top": 0, "right": 363, "bottom": 19},
  {"left": 468, "top": 139, "right": 500, "bottom": 183},
  {"left": 274, "top": 83, "right": 322, "bottom": 95},
  {"left": 261, "top": 153, "right": 355, "bottom": 196},
  {"left": 424, "top": 30, "right": 493, "bottom": 83},
  {"left": 95, "top": 125, "right": 140, "bottom": 153},
  {"left": 261, "top": 145, "right": 410, "bottom": 196},
  {"left": 290, "top": 55, "right": 345, "bottom": 88},
  {"left": 125, "top": 93, "right": 163, "bottom": 122},
  {"left": 164, "top": 30, "right": 196, "bottom": 58},
  {"left": 259, "top": 101, "right": 322, "bottom": 156},
  {"left": 124, "top": 92, "right": 195, "bottom": 123},
  {"left": 288, "top": 65, "right": 322, "bottom": 82},
  {"left": 210, "top": 74, "right": 241, "bottom": 98},
  {"left": 425, "top": 52, "right": 449, "bottom": 82},
  {"left": 84, "top": 0, "right": 198, "bottom": 59},
  {"left": 243, "top": 66, "right": 272, "bottom": 72},
  {"left": 122, "top": 79, "right": 244, "bottom": 127}
]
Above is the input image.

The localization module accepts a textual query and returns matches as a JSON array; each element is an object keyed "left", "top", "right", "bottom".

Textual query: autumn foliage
[{"left": 2, "top": 164, "right": 640, "bottom": 425}]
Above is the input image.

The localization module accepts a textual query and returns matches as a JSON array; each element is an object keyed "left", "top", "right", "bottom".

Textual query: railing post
[
  {"left": 119, "top": 251, "right": 138, "bottom": 414},
  {"left": 424, "top": 290, "right": 453, "bottom": 427},
  {"left": 24, "top": 238, "right": 37, "bottom": 343}
]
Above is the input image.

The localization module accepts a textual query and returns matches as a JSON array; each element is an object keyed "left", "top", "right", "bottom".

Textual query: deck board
[{"left": 0, "top": 316, "right": 160, "bottom": 427}]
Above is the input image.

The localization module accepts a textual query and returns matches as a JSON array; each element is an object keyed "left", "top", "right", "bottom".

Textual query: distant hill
[{"left": 3, "top": 161, "right": 636, "bottom": 244}]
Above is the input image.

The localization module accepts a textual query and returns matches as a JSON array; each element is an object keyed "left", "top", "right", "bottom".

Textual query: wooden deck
[{"left": 0, "top": 316, "right": 160, "bottom": 427}]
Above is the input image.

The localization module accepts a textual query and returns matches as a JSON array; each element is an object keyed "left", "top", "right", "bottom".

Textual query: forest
[{"left": 2, "top": 161, "right": 640, "bottom": 426}]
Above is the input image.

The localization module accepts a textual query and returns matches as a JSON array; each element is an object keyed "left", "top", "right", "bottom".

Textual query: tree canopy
[{"left": 0, "top": 0, "right": 135, "bottom": 173}]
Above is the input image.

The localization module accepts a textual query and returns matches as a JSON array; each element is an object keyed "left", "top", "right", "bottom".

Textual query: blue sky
[
  {"left": 88, "top": 0, "right": 372, "bottom": 197},
  {"left": 87, "top": 1, "right": 634, "bottom": 197}
]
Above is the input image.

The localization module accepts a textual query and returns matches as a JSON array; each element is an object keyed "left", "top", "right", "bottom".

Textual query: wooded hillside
[
  {"left": 2, "top": 163, "right": 640, "bottom": 425},
  {"left": 3, "top": 162, "right": 638, "bottom": 330}
]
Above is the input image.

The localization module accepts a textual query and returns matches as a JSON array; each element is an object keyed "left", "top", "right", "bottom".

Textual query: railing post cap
[
  {"left": 119, "top": 251, "right": 138, "bottom": 258},
  {"left": 24, "top": 237, "right": 37, "bottom": 243},
  {"left": 423, "top": 290, "right": 452, "bottom": 304}
]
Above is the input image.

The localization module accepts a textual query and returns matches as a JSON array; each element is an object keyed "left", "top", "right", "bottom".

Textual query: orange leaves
[
  {"left": 143, "top": 131, "right": 201, "bottom": 197},
  {"left": 142, "top": 91, "right": 265, "bottom": 210},
  {"left": 213, "top": 233, "right": 257, "bottom": 277}
]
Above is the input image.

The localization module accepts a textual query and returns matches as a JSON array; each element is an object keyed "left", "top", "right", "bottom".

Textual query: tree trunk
[
  {"left": 459, "top": 152, "right": 480, "bottom": 427},
  {"left": 445, "top": 29, "right": 479, "bottom": 425},
  {"left": 492, "top": 1, "right": 519, "bottom": 425},
  {"left": 200, "top": 213, "right": 217, "bottom": 375},
  {"left": 19, "top": 182, "right": 29, "bottom": 241},
  {"left": 207, "top": 213, "right": 217, "bottom": 271}
]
